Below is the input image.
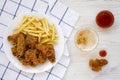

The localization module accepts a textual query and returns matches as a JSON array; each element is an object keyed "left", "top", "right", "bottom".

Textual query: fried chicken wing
[
  {"left": 36, "top": 44, "right": 55, "bottom": 63},
  {"left": 16, "top": 33, "right": 26, "bottom": 57},
  {"left": 8, "top": 33, "right": 19, "bottom": 45}
]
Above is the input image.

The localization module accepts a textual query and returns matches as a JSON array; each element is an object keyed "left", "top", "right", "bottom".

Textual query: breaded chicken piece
[
  {"left": 8, "top": 33, "right": 19, "bottom": 45},
  {"left": 36, "top": 50, "right": 46, "bottom": 64},
  {"left": 36, "top": 44, "right": 43, "bottom": 51},
  {"left": 89, "top": 59, "right": 108, "bottom": 72},
  {"left": 46, "top": 49, "right": 55, "bottom": 63},
  {"left": 16, "top": 33, "right": 26, "bottom": 57},
  {"left": 45, "top": 44, "right": 55, "bottom": 63},
  {"left": 26, "top": 34, "right": 38, "bottom": 48},
  {"left": 11, "top": 46, "right": 17, "bottom": 56},
  {"left": 24, "top": 49, "right": 39, "bottom": 66},
  {"left": 36, "top": 44, "right": 47, "bottom": 58},
  {"left": 36, "top": 44, "right": 55, "bottom": 63},
  {"left": 19, "top": 57, "right": 31, "bottom": 66}
]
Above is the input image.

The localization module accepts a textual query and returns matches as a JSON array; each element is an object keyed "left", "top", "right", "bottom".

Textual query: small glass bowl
[{"left": 74, "top": 27, "right": 99, "bottom": 52}]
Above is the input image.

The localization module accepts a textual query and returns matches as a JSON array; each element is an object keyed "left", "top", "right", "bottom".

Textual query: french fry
[
  {"left": 13, "top": 15, "right": 58, "bottom": 44},
  {"left": 38, "top": 33, "right": 41, "bottom": 43},
  {"left": 52, "top": 24, "right": 55, "bottom": 40}
]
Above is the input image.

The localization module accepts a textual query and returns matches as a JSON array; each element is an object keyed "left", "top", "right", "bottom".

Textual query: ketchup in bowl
[
  {"left": 99, "top": 50, "right": 107, "bottom": 57},
  {"left": 96, "top": 10, "right": 114, "bottom": 28}
]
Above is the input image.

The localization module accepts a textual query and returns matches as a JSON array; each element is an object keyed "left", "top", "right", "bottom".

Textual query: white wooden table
[{"left": 60, "top": 0, "right": 120, "bottom": 80}]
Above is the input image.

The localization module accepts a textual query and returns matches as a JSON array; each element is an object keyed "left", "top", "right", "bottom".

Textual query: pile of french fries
[{"left": 14, "top": 16, "right": 58, "bottom": 44}]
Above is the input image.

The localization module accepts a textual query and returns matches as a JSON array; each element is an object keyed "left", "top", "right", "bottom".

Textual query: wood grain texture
[{"left": 60, "top": 0, "right": 120, "bottom": 80}]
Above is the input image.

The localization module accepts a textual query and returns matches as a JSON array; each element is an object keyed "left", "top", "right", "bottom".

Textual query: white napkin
[{"left": 0, "top": 0, "right": 79, "bottom": 80}]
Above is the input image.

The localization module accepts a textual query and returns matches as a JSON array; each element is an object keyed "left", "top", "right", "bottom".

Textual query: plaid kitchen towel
[{"left": 0, "top": 0, "right": 79, "bottom": 80}]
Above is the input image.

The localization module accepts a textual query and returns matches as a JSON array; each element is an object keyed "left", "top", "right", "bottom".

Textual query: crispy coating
[
  {"left": 8, "top": 33, "right": 19, "bottom": 45},
  {"left": 11, "top": 46, "right": 17, "bottom": 56},
  {"left": 36, "top": 44, "right": 55, "bottom": 63},
  {"left": 36, "top": 44, "right": 47, "bottom": 59},
  {"left": 89, "top": 59, "right": 108, "bottom": 72},
  {"left": 45, "top": 45, "right": 55, "bottom": 63},
  {"left": 24, "top": 49, "right": 39, "bottom": 66},
  {"left": 19, "top": 57, "right": 31, "bottom": 66},
  {"left": 36, "top": 51, "right": 46, "bottom": 64},
  {"left": 16, "top": 33, "right": 26, "bottom": 57},
  {"left": 8, "top": 33, "right": 56, "bottom": 67},
  {"left": 26, "top": 35, "right": 38, "bottom": 48}
]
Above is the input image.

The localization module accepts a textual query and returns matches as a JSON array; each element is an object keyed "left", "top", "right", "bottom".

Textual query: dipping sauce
[
  {"left": 99, "top": 50, "right": 107, "bottom": 57},
  {"left": 96, "top": 10, "right": 114, "bottom": 28},
  {"left": 75, "top": 28, "right": 98, "bottom": 51}
]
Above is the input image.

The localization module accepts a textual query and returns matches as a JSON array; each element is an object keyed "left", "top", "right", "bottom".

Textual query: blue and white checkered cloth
[{"left": 0, "top": 0, "right": 79, "bottom": 80}]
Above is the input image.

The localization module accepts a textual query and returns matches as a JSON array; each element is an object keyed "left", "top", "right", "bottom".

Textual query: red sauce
[
  {"left": 96, "top": 10, "right": 114, "bottom": 28},
  {"left": 99, "top": 50, "right": 107, "bottom": 57}
]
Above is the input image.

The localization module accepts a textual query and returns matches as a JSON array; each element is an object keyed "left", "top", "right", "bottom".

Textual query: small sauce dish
[{"left": 74, "top": 27, "right": 98, "bottom": 52}]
